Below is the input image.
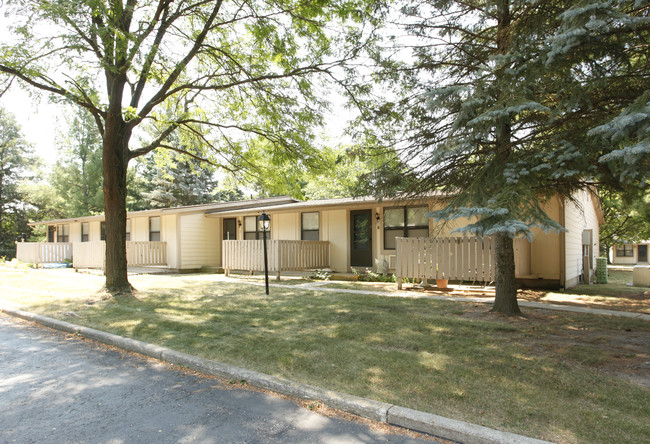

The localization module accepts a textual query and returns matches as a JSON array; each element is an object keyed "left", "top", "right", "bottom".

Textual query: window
[
  {"left": 301, "top": 212, "right": 319, "bottom": 240},
  {"left": 223, "top": 218, "right": 237, "bottom": 240},
  {"left": 149, "top": 216, "right": 161, "bottom": 241},
  {"left": 383, "top": 206, "right": 429, "bottom": 250},
  {"left": 125, "top": 219, "right": 131, "bottom": 241},
  {"left": 244, "top": 215, "right": 270, "bottom": 240},
  {"left": 100, "top": 222, "right": 106, "bottom": 241},
  {"left": 616, "top": 244, "right": 634, "bottom": 257},
  {"left": 81, "top": 223, "right": 89, "bottom": 242},
  {"left": 57, "top": 224, "right": 69, "bottom": 243}
]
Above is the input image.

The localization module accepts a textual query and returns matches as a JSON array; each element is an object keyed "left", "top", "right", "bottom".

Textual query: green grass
[
  {"left": 536, "top": 269, "right": 649, "bottom": 313},
  {"left": 1, "top": 267, "right": 648, "bottom": 443},
  {"left": 565, "top": 270, "right": 641, "bottom": 297}
]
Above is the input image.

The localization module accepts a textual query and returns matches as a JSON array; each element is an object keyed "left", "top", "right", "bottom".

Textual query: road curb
[{"left": 1, "top": 305, "right": 550, "bottom": 444}]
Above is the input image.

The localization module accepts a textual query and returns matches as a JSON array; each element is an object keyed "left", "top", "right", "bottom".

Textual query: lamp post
[{"left": 258, "top": 211, "right": 271, "bottom": 295}]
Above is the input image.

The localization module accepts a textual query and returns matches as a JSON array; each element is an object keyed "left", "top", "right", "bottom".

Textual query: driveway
[{"left": 0, "top": 314, "right": 437, "bottom": 444}]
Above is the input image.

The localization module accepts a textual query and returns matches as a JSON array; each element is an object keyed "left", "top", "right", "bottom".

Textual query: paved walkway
[{"left": 221, "top": 276, "right": 650, "bottom": 321}]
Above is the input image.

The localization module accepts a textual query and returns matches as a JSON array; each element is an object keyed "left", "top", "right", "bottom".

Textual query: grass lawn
[
  {"left": 520, "top": 269, "right": 650, "bottom": 313},
  {"left": 1, "top": 265, "right": 648, "bottom": 443}
]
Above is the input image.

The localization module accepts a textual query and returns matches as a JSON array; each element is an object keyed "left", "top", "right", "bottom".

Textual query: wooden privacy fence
[
  {"left": 15, "top": 242, "right": 72, "bottom": 265},
  {"left": 395, "top": 237, "right": 495, "bottom": 289},
  {"left": 223, "top": 240, "right": 329, "bottom": 278}
]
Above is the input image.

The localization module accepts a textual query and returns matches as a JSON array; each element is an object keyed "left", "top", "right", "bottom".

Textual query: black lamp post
[{"left": 258, "top": 211, "right": 271, "bottom": 295}]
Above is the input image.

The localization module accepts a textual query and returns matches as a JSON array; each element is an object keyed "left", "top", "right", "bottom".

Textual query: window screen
[
  {"left": 149, "top": 217, "right": 161, "bottom": 241},
  {"left": 81, "top": 222, "right": 89, "bottom": 242},
  {"left": 301, "top": 212, "right": 319, "bottom": 241},
  {"left": 383, "top": 206, "right": 429, "bottom": 250}
]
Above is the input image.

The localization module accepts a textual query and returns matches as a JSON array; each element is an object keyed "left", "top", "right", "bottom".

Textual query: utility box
[
  {"left": 596, "top": 257, "right": 608, "bottom": 284},
  {"left": 633, "top": 265, "right": 650, "bottom": 287}
]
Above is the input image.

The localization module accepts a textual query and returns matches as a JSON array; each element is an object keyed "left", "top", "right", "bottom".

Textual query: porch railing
[
  {"left": 73, "top": 241, "right": 168, "bottom": 269},
  {"left": 15, "top": 242, "right": 73, "bottom": 265},
  {"left": 126, "top": 241, "right": 167, "bottom": 266},
  {"left": 15, "top": 241, "right": 167, "bottom": 269},
  {"left": 222, "top": 240, "right": 329, "bottom": 277},
  {"left": 73, "top": 241, "right": 105, "bottom": 269},
  {"left": 395, "top": 237, "right": 495, "bottom": 289}
]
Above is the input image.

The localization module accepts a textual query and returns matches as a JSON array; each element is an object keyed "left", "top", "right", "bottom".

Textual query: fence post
[{"left": 396, "top": 237, "right": 403, "bottom": 290}]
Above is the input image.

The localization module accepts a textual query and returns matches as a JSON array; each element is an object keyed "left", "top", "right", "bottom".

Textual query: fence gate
[{"left": 395, "top": 237, "right": 495, "bottom": 289}]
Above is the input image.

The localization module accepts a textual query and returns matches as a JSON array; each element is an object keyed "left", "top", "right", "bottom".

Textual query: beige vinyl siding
[
  {"left": 69, "top": 222, "right": 82, "bottom": 243},
  {"left": 179, "top": 214, "right": 220, "bottom": 269},
  {"left": 322, "top": 209, "right": 347, "bottom": 272},
  {"left": 130, "top": 217, "right": 149, "bottom": 242},
  {"left": 529, "top": 199, "right": 562, "bottom": 280},
  {"left": 161, "top": 214, "right": 178, "bottom": 269},
  {"left": 564, "top": 190, "right": 600, "bottom": 288},
  {"left": 89, "top": 221, "right": 102, "bottom": 241},
  {"left": 273, "top": 213, "right": 300, "bottom": 240},
  {"left": 514, "top": 239, "right": 532, "bottom": 277}
]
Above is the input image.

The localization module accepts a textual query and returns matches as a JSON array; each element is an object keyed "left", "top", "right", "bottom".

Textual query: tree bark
[
  {"left": 102, "top": 107, "right": 132, "bottom": 294},
  {"left": 492, "top": 232, "right": 521, "bottom": 315},
  {"left": 489, "top": 0, "right": 520, "bottom": 316}
]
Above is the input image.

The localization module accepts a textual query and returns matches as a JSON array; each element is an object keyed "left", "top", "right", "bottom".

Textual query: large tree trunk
[
  {"left": 490, "top": 0, "right": 520, "bottom": 315},
  {"left": 492, "top": 232, "right": 520, "bottom": 315},
  {"left": 102, "top": 109, "right": 132, "bottom": 295}
]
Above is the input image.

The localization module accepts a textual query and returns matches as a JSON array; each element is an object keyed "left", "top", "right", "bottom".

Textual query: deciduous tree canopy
[{"left": 0, "top": 0, "right": 378, "bottom": 293}]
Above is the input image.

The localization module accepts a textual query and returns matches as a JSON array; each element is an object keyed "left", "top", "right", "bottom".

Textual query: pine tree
[
  {"left": 139, "top": 151, "right": 219, "bottom": 209},
  {"left": 51, "top": 108, "right": 104, "bottom": 217},
  {"left": 362, "top": 0, "right": 649, "bottom": 314},
  {"left": 0, "top": 108, "right": 35, "bottom": 258}
]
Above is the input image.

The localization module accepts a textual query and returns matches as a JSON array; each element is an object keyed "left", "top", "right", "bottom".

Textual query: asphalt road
[{"left": 0, "top": 314, "right": 437, "bottom": 444}]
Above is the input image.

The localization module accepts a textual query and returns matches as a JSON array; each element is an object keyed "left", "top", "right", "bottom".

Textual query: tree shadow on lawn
[{"left": 50, "top": 278, "right": 649, "bottom": 443}]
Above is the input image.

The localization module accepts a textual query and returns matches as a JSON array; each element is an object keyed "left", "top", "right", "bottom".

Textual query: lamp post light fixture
[{"left": 258, "top": 211, "right": 271, "bottom": 295}]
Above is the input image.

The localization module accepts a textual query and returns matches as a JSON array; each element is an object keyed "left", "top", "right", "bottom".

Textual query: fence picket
[
  {"left": 222, "top": 240, "right": 329, "bottom": 274},
  {"left": 395, "top": 237, "right": 495, "bottom": 283}
]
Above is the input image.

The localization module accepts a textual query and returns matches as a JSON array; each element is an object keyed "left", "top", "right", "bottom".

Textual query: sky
[{"left": 1, "top": 88, "right": 62, "bottom": 165}]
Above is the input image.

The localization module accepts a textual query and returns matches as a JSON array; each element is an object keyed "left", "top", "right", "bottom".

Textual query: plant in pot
[{"left": 435, "top": 266, "right": 448, "bottom": 289}]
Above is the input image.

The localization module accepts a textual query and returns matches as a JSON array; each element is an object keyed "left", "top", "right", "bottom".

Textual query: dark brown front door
[
  {"left": 639, "top": 245, "right": 648, "bottom": 263},
  {"left": 223, "top": 218, "right": 237, "bottom": 240},
  {"left": 350, "top": 210, "right": 372, "bottom": 267}
]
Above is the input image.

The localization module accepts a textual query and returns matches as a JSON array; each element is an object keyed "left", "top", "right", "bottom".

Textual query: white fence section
[
  {"left": 16, "top": 241, "right": 167, "bottom": 269},
  {"left": 72, "top": 241, "right": 167, "bottom": 269},
  {"left": 222, "top": 240, "right": 329, "bottom": 277},
  {"left": 73, "top": 241, "right": 106, "bottom": 269},
  {"left": 395, "top": 237, "right": 495, "bottom": 289},
  {"left": 127, "top": 241, "right": 167, "bottom": 266},
  {"left": 15, "top": 242, "right": 72, "bottom": 264}
]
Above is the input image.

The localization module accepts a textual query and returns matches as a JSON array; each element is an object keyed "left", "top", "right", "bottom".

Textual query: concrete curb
[{"left": 1, "top": 305, "right": 551, "bottom": 444}]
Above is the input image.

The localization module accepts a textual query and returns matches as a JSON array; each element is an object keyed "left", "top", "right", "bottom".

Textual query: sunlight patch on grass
[
  {"left": 417, "top": 351, "right": 449, "bottom": 371},
  {"left": 1, "top": 267, "right": 648, "bottom": 443}
]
